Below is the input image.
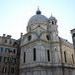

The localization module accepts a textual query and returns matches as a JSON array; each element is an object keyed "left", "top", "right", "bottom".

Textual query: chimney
[
  {"left": 7, "top": 35, "right": 11, "bottom": 38},
  {"left": 3, "top": 34, "right": 5, "bottom": 37}
]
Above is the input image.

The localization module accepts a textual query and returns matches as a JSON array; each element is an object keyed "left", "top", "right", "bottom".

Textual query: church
[
  {"left": 0, "top": 8, "right": 75, "bottom": 75},
  {"left": 19, "top": 8, "right": 75, "bottom": 75}
]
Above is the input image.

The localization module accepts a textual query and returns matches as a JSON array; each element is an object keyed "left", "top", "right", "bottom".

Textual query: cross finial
[
  {"left": 37, "top": 6, "right": 39, "bottom": 10},
  {"left": 36, "top": 6, "right": 41, "bottom": 15}
]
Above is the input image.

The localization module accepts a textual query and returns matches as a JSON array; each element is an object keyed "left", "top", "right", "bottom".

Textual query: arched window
[
  {"left": 23, "top": 52, "right": 26, "bottom": 63},
  {"left": 72, "top": 54, "right": 74, "bottom": 64},
  {"left": 5, "top": 39, "right": 7, "bottom": 43},
  {"left": 47, "top": 50, "right": 50, "bottom": 61},
  {"left": 33, "top": 48, "right": 36, "bottom": 61},
  {"left": 64, "top": 51, "right": 67, "bottom": 63},
  {"left": 46, "top": 34, "right": 51, "bottom": 40},
  {"left": 52, "top": 21, "right": 54, "bottom": 24},
  {"left": 2, "top": 67, "right": 7, "bottom": 73}
]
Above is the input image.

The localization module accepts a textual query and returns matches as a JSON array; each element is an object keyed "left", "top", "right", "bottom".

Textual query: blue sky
[{"left": 0, "top": 0, "right": 75, "bottom": 43}]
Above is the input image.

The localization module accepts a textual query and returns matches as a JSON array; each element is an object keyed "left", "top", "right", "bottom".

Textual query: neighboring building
[
  {"left": 19, "top": 9, "right": 75, "bottom": 75},
  {"left": 0, "top": 8, "right": 75, "bottom": 75},
  {"left": 0, "top": 34, "right": 19, "bottom": 75}
]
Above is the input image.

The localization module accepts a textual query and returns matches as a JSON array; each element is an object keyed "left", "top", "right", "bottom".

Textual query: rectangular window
[
  {"left": 11, "top": 57, "right": 16, "bottom": 64},
  {"left": 1, "top": 47, "right": 3, "bottom": 52},
  {"left": 64, "top": 51, "right": 67, "bottom": 63},
  {"left": 7, "top": 57, "right": 9, "bottom": 62},
  {"left": 9, "top": 40, "right": 12, "bottom": 44},
  {"left": 33, "top": 48, "right": 36, "bottom": 61},
  {"left": 47, "top": 50, "right": 50, "bottom": 61},
  {"left": 13, "top": 58, "right": 16, "bottom": 63},
  {"left": 24, "top": 52, "right": 26, "bottom": 63},
  {"left": 4, "top": 57, "right": 8, "bottom": 63},
  {"left": 5, "top": 48, "right": 8, "bottom": 53},
  {"left": 4, "top": 57, "right": 9, "bottom": 63},
  {"left": 10, "top": 57, "right": 12, "bottom": 63},
  {"left": 8, "top": 48, "right": 12, "bottom": 53},
  {"left": 11, "top": 67, "right": 14, "bottom": 73},
  {"left": 5, "top": 48, "right": 11, "bottom": 53},
  {"left": 13, "top": 49, "right": 16, "bottom": 54}
]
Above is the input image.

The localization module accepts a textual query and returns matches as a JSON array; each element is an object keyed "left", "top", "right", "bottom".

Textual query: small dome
[
  {"left": 28, "top": 9, "right": 48, "bottom": 26},
  {"left": 49, "top": 15, "right": 57, "bottom": 23}
]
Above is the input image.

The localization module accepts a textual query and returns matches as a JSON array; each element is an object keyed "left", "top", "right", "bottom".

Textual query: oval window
[{"left": 28, "top": 35, "right": 32, "bottom": 41}]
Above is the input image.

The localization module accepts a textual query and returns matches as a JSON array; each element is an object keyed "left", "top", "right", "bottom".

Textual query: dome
[{"left": 28, "top": 9, "right": 48, "bottom": 26}]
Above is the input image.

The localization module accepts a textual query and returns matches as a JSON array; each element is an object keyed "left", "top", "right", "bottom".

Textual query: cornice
[{"left": 20, "top": 39, "right": 59, "bottom": 47}]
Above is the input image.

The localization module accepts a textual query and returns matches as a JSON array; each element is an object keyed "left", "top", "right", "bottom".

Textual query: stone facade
[{"left": 19, "top": 9, "right": 75, "bottom": 75}]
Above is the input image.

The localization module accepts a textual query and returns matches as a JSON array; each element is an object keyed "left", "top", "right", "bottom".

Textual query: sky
[{"left": 0, "top": 0, "right": 75, "bottom": 43}]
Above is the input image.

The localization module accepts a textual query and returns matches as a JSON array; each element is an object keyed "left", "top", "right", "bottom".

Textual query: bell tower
[
  {"left": 71, "top": 29, "right": 75, "bottom": 50},
  {"left": 47, "top": 15, "right": 61, "bottom": 64},
  {"left": 48, "top": 15, "right": 59, "bottom": 42}
]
